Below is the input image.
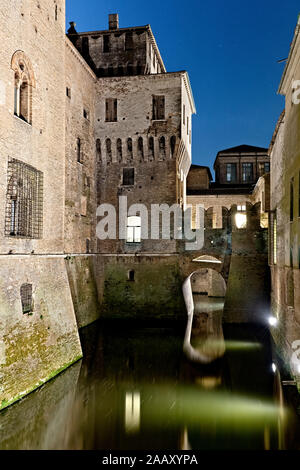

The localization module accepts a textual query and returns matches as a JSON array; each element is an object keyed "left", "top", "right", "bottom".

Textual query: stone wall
[
  {"left": 64, "top": 39, "right": 97, "bottom": 254},
  {"left": 0, "top": 256, "right": 82, "bottom": 411},
  {"left": 94, "top": 254, "right": 186, "bottom": 319}
]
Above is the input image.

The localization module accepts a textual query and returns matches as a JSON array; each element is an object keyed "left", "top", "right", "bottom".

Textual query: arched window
[
  {"left": 148, "top": 136, "right": 154, "bottom": 160},
  {"left": 170, "top": 136, "right": 176, "bottom": 158},
  {"left": 126, "top": 216, "right": 141, "bottom": 243},
  {"left": 127, "top": 138, "right": 133, "bottom": 160},
  {"left": 117, "top": 138, "right": 122, "bottom": 162},
  {"left": 96, "top": 139, "right": 102, "bottom": 162},
  {"left": 159, "top": 136, "right": 166, "bottom": 159},
  {"left": 106, "top": 138, "right": 112, "bottom": 163},
  {"left": 11, "top": 51, "right": 36, "bottom": 124},
  {"left": 137, "top": 137, "right": 144, "bottom": 160}
]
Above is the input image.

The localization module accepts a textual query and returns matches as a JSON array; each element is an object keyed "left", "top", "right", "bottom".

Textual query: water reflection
[{"left": 0, "top": 308, "right": 299, "bottom": 450}]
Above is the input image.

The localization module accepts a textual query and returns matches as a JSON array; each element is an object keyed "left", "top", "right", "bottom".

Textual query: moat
[{"left": 0, "top": 297, "right": 300, "bottom": 451}]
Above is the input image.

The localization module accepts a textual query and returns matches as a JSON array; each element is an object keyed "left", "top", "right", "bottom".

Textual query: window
[
  {"left": 242, "top": 163, "right": 253, "bottom": 182},
  {"left": 83, "top": 108, "right": 89, "bottom": 120},
  {"left": 117, "top": 138, "right": 122, "bottom": 162},
  {"left": 20, "top": 283, "right": 33, "bottom": 314},
  {"left": 127, "top": 138, "right": 133, "bottom": 160},
  {"left": 290, "top": 178, "right": 294, "bottom": 222},
  {"left": 106, "top": 138, "right": 112, "bottom": 163},
  {"left": 258, "top": 162, "right": 270, "bottom": 176},
  {"left": 103, "top": 35, "right": 110, "bottom": 52},
  {"left": 125, "top": 31, "right": 134, "bottom": 50},
  {"left": 226, "top": 163, "right": 237, "bottom": 182},
  {"left": 5, "top": 159, "right": 43, "bottom": 239},
  {"left": 105, "top": 98, "right": 117, "bottom": 122},
  {"left": 123, "top": 168, "right": 134, "bottom": 186},
  {"left": 126, "top": 216, "right": 141, "bottom": 243},
  {"left": 183, "top": 105, "right": 185, "bottom": 125},
  {"left": 235, "top": 204, "right": 247, "bottom": 229},
  {"left": 96, "top": 139, "right": 102, "bottom": 162},
  {"left": 55, "top": 4, "right": 58, "bottom": 21},
  {"left": 148, "top": 136, "right": 154, "bottom": 159},
  {"left": 159, "top": 136, "right": 166, "bottom": 159},
  {"left": 137, "top": 137, "right": 144, "bottom": 160},
  {"left": 152, "top": 95, "right": 165, "bottom": 120},
  {"left": 128, "top": 270, "right": 135, "bottom": 282},
  {"left": 12, "top": 51, "right": 35, "bottom": 125},
  {"left": 170, "top": 136, "right": 176, "bottom": 157},
  {"left": 66, "top": 87, "right": 71, "bottom": 98},
  {"left": 77, "top": 138, "right": 82, "bottom": 163}
]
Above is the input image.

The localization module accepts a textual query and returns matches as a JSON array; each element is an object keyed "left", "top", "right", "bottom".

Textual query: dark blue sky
[{"left": 66, "top": 0, "right": 298, "bottom": 175}]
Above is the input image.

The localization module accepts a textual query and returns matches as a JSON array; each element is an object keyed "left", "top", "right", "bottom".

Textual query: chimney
[{"left": 109, "top": 13, "right": 119, "bottom": 30}]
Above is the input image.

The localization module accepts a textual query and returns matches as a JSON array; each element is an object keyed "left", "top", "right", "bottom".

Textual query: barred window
[
  {"left": 5, "top": 159, "right": 43, "bottom": 238},
  {"left": 152, "top": 95, "right": 165, "bottom": 120},
  {"left": 20, "top": 283, "right": 33, "bottom": 314}
]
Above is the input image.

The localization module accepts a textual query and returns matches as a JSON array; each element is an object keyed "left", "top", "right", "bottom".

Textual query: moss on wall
[
  {"left": 65, "top": 256, "right": 101, "bottom": 328},
  {"left": 101, "top": 257, "right": 185, "bottom": 319}
]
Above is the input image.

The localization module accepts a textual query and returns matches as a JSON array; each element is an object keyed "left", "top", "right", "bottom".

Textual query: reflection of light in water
[
  {"left": 125, "top": 392, "right": 140, "bottom": 434},
  {"left": 195, "top": 376, "right": 222, "bottom": 389}
]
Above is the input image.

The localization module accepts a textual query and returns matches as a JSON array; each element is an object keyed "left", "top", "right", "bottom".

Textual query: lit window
[
  {"left": 235, "top": 213, "right": 247, "bottom": 229},
  {"left": 237, "top": 204, "right": 246, "bottom": 211},
  {"left": 126, "top": 216, "right": 141, "bottom": 243},
  {"left": 226, "top": 163, "right": 237, "bottom": 182},
  {"left": 242, "top": 163, "right": 253, "bottom": 182}
]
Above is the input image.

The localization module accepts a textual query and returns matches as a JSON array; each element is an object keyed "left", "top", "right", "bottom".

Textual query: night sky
[{"left": 66, "top": 0, "right": 299, "bottom": 175}]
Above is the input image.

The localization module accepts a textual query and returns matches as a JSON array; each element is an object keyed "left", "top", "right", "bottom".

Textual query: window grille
[
  {"left": 5, "top": 158, "right": 43, "bottom": 239},
  {"left": 20, "top": 283, "right": 33, "bottom": 314}
]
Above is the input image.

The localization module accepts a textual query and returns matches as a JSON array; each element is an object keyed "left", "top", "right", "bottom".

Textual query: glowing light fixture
[
  {"left": 268, "top": 316, "right": 278, "bottom": 327},
  {"left": 272, "top": 363, "right": 277, "bottom": 373}
]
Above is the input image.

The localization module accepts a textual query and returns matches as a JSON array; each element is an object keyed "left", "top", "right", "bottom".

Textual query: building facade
[{"left": 269, "top": 18, "right": 300, "bottom": 384}]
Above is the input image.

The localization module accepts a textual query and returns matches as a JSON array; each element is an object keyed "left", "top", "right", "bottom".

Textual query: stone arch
[{"left": 190, "top": 268, "right": 226, "bottom": 297}]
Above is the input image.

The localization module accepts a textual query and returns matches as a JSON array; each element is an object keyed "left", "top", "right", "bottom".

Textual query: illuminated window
[
  {"left": 126, "top": 216, "right": 141, "bottom": 243},
  {"left": 235, "top": 204, "right": 247, "bottom": 229},
  {"left": 226, "top": 163, "right": 237, "bottom": 182},
  {"left": 242, "top": 163, "right": 253, "bottom": 182}
]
